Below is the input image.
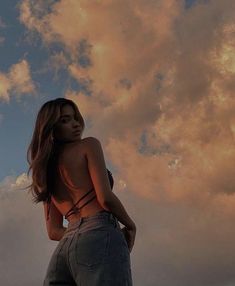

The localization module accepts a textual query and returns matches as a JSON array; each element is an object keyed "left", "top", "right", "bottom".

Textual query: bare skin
[
  {"left": 43, "top": 104, "right": 136, "bottom": 252},
  {"left": 50, "top": 139, "right": 106, "bottom": 221}
]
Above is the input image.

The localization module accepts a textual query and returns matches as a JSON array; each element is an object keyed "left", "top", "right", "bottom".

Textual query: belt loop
[
  {"left": 79, "top": 217, "right": 84, "bottom": 227},
  {"left": 110, "top": 212, "right": 118, "bottom": 228}
]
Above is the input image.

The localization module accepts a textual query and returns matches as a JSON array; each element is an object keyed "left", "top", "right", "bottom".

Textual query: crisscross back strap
[
  {"left": 46, "top": 169, "right": 114, "bottom": 220},
  {"left": 64, "top": 188, "right": 96, "bottom": 220}
]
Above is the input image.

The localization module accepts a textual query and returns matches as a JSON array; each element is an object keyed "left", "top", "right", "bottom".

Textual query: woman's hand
[{"left": 121, "top": 225, "right": 136, "bottom": 253}]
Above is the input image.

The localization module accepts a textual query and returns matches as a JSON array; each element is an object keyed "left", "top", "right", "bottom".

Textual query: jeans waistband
[{"left": 62, "top": 210, "right": 120, "bottom": 238}]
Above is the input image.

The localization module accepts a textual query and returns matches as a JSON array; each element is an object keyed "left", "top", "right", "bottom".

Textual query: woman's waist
[
  {"left": 65, "top": 204, "right": 105, "bottom": 223},
  {"left": 63, "top": 210, "right": 120, "bottom": 238}
]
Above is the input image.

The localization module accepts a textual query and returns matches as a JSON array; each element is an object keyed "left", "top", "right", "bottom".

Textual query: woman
[{"left": 26, "top": 98, "right": 136, "bottom": 285}]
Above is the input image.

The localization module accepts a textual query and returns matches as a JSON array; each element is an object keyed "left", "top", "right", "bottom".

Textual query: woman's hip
[{"left": 68, "top": 220, "right": 131, "bottom": 276}]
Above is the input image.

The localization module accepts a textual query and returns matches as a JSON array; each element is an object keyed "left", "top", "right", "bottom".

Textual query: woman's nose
[{"left": 73, "top": 120, "right": 81, "bottom": 128}]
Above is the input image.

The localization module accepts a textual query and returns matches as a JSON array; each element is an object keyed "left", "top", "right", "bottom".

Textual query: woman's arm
[
  {"left": 85, "top": 137, "right": 136, "bottom": 251},
  {"left": 43, "top": 200, "right": 67, "bottom": 241},
  {"left": 85, "top": 137, "right": 136, "bottom": 230}
]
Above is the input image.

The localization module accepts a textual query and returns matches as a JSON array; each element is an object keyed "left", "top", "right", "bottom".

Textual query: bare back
[{"left": 51, "top": 138, "right": 105, "bottom": 222}]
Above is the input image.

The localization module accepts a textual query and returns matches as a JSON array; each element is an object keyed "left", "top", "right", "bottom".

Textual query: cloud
[
  {"left": 0, "top": 59, "right": 36, "bottom": 102},
  {"left": 17, "top": 0, "right": 235, "bottom": 285},
  {"left": 0, "top": 173, "right": 58, "bottom": 286},
  {"left": 19, "top": 0, "right": 235, "bottom": 203},
  {"left": 1, "top": 173, "right": 235, "bottom": 286}
]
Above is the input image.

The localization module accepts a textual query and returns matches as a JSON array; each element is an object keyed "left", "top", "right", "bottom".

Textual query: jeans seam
[
  {"left": 55, "top": 238, "right": 68, "bottom": 273},
  {"left": 67, "top": 231, "right": 79, "bottom": 278}
]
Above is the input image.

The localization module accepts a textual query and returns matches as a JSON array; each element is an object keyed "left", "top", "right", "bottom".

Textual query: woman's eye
[
  {"left": 60, "top": 115, "right": 79, "bottom": 124},
  {"left": 61, "top": 118, "right": 70, "bottom": 123}
]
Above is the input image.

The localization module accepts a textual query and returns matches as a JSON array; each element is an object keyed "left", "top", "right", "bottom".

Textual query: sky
[{"left": 1, "top": 0, "right": 235, "bottom": 285}]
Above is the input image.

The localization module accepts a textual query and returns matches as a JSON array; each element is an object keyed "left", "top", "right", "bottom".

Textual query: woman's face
[{"left": 53, "top": 104, "right": 83, "bottom": 143}]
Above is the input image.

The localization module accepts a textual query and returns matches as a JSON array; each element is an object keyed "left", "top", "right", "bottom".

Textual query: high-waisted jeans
[{"left": 43, "top": 210, "right": 133, "bottom": 286}]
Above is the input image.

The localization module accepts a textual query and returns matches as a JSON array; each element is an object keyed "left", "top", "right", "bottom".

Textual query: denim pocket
[{"left": 75, "top": 229, "right": 110, "bottom": 267}]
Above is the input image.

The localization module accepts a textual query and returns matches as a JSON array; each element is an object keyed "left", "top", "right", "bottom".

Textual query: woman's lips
[{"left": 73, "top": 130, "right": 81, "bottom": 135}]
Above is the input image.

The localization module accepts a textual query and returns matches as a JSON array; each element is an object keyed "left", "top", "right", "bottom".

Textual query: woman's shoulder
[
  {"left": 61, "top": 136, "right": 101, "bottom": 158},
  {"left": 80, "top": 136, "right": 103, "bottom": 150},
  {"left": 82, "top": 136, "right": 101, "bottom": 144}
]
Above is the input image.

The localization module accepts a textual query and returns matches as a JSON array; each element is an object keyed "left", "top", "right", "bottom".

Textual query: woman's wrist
[{"left": 126, "top": 221, "right": 136, "bottom": 231}]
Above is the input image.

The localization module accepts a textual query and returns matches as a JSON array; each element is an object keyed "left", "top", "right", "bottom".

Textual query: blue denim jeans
[{"left": 43, "top": 210, "right": 133, "bottom": 285}]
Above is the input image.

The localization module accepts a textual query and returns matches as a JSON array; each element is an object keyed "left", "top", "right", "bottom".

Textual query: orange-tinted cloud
[
  {"left": 19, "top": 0, "right": 235, "bottom": 202},
  {"left": 0, "top": 59, "right": 36, "bottom": 102}
]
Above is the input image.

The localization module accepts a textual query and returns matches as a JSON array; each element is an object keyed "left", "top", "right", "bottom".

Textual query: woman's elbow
[
  {"left": 48, "top": 231, "right": 58, "bottom": 241},
  {"left": 48, "top": 229, "right": 57, "bottom": 241},
  {"left": 48, "top": 227, "right": 67, "bottom": 241},
  {"left": 99, "top": 193, "right": 114, "bottom": 209}
]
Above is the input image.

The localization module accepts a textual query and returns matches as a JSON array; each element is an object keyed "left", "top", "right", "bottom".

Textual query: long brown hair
[{"left": 26, "top": 98, "right": 85, "bottom": 204}]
